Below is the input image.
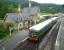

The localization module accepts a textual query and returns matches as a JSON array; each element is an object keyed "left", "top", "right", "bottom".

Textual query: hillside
[
  {"left": 0, "top": 0, "right": 64, "bottom": 19},
  {"left": 0, "top": 0, "right": 64, "bottom": 13},
  {"left": 0, "top": 0, "right": 29, "bottom": 7}
]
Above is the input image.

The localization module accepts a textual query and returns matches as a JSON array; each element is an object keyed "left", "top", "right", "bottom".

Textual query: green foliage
[
  {"left": 7, "top": 23, "right": 14, "bottom": 27},
  {"left": 0, "top": 0, "right": 64, "bottom": 19},
  {"left": 0, "top": 2, "right": 8, "bottom": 19},
  {"left": 7, "top": 6, "right": 19, "bottom": 13},
  {"left": 0, "top": 23, "right": 9, "bottom": 39},
  {"left": 0, "top": 22, "right": 14, "bottom": 39},
  {"left": 0, "top": 2, "right": 20, "bottom": 19}
]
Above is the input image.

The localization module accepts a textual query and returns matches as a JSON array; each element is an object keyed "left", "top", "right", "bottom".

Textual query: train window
[
  {"left": 33, "top": 35, "right": 37, "bottom": 37},
  {"left": 29, "top": 30, "right": 35, "bottom": 34}
]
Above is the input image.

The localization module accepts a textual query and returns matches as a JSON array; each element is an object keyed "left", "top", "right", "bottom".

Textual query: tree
[
  {"left": 0, "top": 2, "right": 8, "bottom": 19},
  {"left": 8, "top": 6, "right": 19, "bottom": 13},
  {"left": 62, "top": 5, "right": 64, "bottom": 7}
]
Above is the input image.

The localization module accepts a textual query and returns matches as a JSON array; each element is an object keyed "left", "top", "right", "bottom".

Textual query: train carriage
[{"left": 28, "top": 17, "right": 58, "bottom": 42}]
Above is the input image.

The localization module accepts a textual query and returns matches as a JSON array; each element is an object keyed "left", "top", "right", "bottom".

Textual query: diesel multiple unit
[{"left": 28, "top": 17, "right": 58, "bottom": 42}]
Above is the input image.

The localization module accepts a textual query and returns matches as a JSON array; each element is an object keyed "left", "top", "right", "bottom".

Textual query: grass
[{"left": 40, "top": 13, "right": 52, "bottom": 15}]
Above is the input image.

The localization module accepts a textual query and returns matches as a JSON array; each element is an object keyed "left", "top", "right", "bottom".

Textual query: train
[{"left": 28, "top": 17, "right": 58, "bottom": 42}]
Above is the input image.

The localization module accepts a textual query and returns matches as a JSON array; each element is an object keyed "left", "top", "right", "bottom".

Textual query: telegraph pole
[
  {"left": 28, "top": 0, "right": 32, "bottom": 28},
  {"left": 17, "top": 4, "right": 21, "bottom": 32}
]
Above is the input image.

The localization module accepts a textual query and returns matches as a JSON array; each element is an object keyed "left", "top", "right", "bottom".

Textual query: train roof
[{"left": 29, "top": 17, "right": 58, "bottom": 32}]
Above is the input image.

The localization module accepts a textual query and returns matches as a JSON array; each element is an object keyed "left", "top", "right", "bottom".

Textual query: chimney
[{"left": 29, "top": 0, "right": 31, "bottom": 8}]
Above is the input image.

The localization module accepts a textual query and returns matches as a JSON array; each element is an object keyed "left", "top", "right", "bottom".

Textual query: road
[
  {"left": 0, "top": 30, "right": 29, "bottom": 50},
  {"left": 14, "top": 18, "right": 62, "bottom": 50}
]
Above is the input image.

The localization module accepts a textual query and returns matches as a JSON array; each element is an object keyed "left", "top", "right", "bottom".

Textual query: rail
[{"left": 55, "top": 19, "right": 64, "bottom": 50}]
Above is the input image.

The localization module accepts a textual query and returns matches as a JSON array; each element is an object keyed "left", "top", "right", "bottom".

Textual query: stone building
[{"left": 5, "top": 7, "right": 40, "bottom": 29}]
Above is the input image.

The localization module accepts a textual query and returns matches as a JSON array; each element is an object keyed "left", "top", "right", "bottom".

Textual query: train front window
[
  {"left": 29, "top": 30, "right": 36, "bottom": 34},
  {"left": 29, "top": 30, "right": 37, "bottom": 38},
  {"left": 33, "top": 35, "right": 37, "bottom": 38},
  {"left": 29, "top": 34, "right": 37, "bottom": 37}
]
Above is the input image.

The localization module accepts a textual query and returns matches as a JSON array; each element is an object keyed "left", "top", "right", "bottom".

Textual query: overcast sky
[{"left": 31, "top": 0, "right": 64, "bottom": 5}]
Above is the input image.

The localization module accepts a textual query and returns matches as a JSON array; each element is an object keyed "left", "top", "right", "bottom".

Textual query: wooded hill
[{"left": 0, "top": 0, "right": 64, "bottom": 18}]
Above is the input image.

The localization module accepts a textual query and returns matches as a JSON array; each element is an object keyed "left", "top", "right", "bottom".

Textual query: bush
[{"left": 0, "top": 23, "right": 9, "bottom": 39}]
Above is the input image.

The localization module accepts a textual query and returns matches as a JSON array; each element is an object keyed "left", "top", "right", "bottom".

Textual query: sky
[{"left": 31, "top": 0, "right": 64, "bottom": 5}]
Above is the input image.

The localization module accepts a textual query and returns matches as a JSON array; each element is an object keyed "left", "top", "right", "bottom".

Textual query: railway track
[
  {"left": 14, "top": 40, "right": 38, "bottom": 50},
  {"left": 42, "top": 18, "right": 62, "bottom": 50},
  {"left": 14, "top": 18, "right": 62, "bottom": 50}
]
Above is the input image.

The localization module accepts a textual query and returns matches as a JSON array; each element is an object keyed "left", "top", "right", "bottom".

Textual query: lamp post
[
  {"left": 2, "top": 47, "right": 5, "bottom": 50},
  {"left": 9, "top": 27, "right": 12, "bottom": 36}
]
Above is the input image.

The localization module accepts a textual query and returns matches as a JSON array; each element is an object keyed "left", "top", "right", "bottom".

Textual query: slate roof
[
  {"left": 22, "top": 7, "right": 39, "bottom": 16},
  {"left": 6, "top": 13, "right": 23, "bottom": 23},
  {"left": 6, "top": 7, "right": 39, "bottom": 23},
  {"left": 6, "top": 13, "right": 31, "bottom": 23}
]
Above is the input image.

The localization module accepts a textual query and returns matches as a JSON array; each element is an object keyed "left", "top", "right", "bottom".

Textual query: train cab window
[
  {"left": 33, "top": 35, "right": 37, "bottom": 37},
  {"left": 29, "top": 30, "right": 35, "bottom": 34}
]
